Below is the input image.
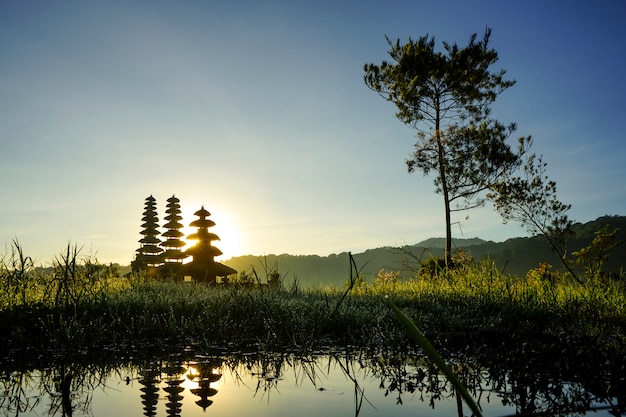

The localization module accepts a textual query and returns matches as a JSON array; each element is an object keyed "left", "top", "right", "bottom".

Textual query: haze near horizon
[{"left": 1, "top": 1, "right": 625, "bottom": 265}]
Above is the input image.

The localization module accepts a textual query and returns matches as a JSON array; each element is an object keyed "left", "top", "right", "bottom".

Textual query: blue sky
[{"left": 1, "top": 1, "right": 625, "bottom": 265}]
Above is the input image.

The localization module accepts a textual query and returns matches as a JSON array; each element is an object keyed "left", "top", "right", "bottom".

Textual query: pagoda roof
[
  {"left": 167, "top": 195, "right": 180, "bottom": 203},
  {"left": 185, "top": 244, "right": 223, "bottom": 257},
  {"left": 163, "top": 221, "right": 184, "bottom": 229},
  {"left": 137, "top": 246, "right": 163, "bottom": 254},
  {"left": 164, "top": 214, "right": 183, "bottom": 221},
  {"left": 161, "top": 249, "right": 188, "bottom": 259},
  {"left": 161, "top": 241, "right": 186, "bottom": 248},
  {"left": 194, "top": 206, "right": 211, "bottom": 217},
  {"left": 189, "top": 218, "right": 216, "bottom": 228},
  {"left": 139, "top": 236, "right": 161, "bottom": 244},
  {"left": 182, "top": 261, "right": 236, "bottom": 277},
  {"left": 162, "top": 229, "right": 185, "bottom": 238},
  {"left": 186, "top": 232, "right": 220, "bottom": 242}
]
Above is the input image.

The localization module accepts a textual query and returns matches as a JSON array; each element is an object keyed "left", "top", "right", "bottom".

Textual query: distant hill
[
  {"left": 222, "top": 215, "right": 626, "bottom": 287},
  {"left": 413, "top": 237, "right": 491, "bottom": 249}
]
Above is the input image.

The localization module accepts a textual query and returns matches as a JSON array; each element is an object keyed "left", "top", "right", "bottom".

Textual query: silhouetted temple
[
  {"left": 160, "top": 195, "right": 187, "bottom": 277},
  {"left": 183, "top": 206, "right": 236, "bottom": 283},
  {"left": 132, "top": 195, "right": 237, "bottom": 282},
  {"left": 133, "top": 195, "right": 164, "bottom": 275}
]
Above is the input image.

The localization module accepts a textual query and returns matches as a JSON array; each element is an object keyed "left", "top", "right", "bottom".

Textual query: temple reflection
[
  {"left": 135, "top": 358, "right": 224, "bottom": 417},
  {"left": 0, "top": 344, "right": 624, "bottom": 417},
  {"left": 138, "top": 366, "right": 160, "bottom": 417},
  {"left": 187, "top": 360, "right": 222, "bottom": 410}
]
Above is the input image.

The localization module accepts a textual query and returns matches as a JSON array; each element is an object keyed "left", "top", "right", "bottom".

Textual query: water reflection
[{"left": 1, "top": 345, "right": 624, "bottom": 417}]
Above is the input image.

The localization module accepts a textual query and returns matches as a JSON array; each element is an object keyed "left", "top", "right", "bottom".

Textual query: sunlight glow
[
  {"left": 182, "top": 365, "right": 200, "bottom": 390},
  {"left": 179, "top": 203, "right": 244, "bottom": 259}
]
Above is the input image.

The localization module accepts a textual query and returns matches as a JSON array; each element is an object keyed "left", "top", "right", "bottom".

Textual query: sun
[{"left": 179, "top": 204, "right": 245, "bottom": 259}]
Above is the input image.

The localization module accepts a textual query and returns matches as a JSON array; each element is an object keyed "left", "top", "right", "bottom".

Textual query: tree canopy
[
  {"left": 488, "top": 154, "right": 578, "bottom": 281},
  {"left": 364, "top": 28, "right": 529, "bottom": 263}
]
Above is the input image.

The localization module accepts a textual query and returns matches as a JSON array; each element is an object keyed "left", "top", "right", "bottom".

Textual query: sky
[{"left": 1, "top": 1, "right": 625, "bottom": 265}]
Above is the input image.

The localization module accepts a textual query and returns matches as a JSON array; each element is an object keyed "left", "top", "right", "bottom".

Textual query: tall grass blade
[{"left": 385, "top": 298, "right": 483, "bottom": 417}]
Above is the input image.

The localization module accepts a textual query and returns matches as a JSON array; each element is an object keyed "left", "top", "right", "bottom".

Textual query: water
[{"left": 1, "top": 349, "right": 623, "bottom": 416}]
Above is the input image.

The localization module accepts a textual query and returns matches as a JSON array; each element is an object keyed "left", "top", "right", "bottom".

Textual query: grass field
[{"left": 1, "top": 243, "right": 625, "bottom": 360}]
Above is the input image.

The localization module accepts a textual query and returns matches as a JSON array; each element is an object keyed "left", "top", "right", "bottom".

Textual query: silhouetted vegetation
[
  {"left": 364, "top": 28, "right": 530, "bottom": 264},
  {"left": 490, "top": 153, "right": 578, "bottom": 280},
  {"left": 2, "top": 239, "right": 626, "bottom": 416},
  {"left": 1, "top": 240, "right": 625, "bottom": 362}
]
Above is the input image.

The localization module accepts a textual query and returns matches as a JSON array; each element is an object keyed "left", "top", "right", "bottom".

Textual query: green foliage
[
  {"left": 417, "top": 249, "right": 475, "bottom": 280},
  {"left": 573, "top": 225, "right": 623, "bottom": 282},
  {"left": 525, "top": 262, "right": 560, "bottom": 286},
  {"left": 489, "top": 154, "right": 578, "bottom": 281},
  {"left": 266, "top": 270, "right": 281, "bottom": 287},
  {"left": 0, "top": 241, "right": 118, "bottom": 312},
  {"left": 419, "top": 257, "right": 450, "bottom": 279},
  {"left": 364, "top": 28, "right": 529, "bottom": 263},
  {"left": 1, "top": 243, "right": 626, "bottom": 358},
  {"left": 49, "top": 243, "right": 115, "bottom": 308},
  {"left": 0, "top": 239, "right": 35, "bottom": 308},
  {"left": 364, "top": 29, "right": 513, "bottom": 127},
  {"left": 228, "top": 270, "right": 256, "bottom": 286},
  {"left": 197, "top": 256, "right": 284, "bottom": 288},
  {"left": 372, "top": 268, "right": 400, "bottom": 289}
]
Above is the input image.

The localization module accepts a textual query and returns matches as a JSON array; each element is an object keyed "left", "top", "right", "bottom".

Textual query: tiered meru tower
[
  {"left": 160, "top": 195, "right": 187, "bottom": 274},
  {"left": 134, "top": 195, "right": 164, "bottom": 272},
  {"left": 133, "top": 195, "right": 237, "bottom": 282},
  {"left": 183, "top": 206, "right": 236, "bottom": 283}
]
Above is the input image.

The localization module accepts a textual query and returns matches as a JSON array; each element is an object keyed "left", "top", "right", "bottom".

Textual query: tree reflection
[
  {"left": 0, "top": 340, "right": 624, "bottom": 417},
  {"left": 0, "top": 361, "right": 118, "bottom": 417}
]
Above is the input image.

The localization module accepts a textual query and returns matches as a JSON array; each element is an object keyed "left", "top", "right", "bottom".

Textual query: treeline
[{"left": 223, "top": 215, "right": 626, "bottom": 287}]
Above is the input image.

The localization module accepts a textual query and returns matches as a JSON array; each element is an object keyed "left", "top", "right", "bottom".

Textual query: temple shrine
[
  {"left": 182, "top": 206, "right": 237, "bottom": 283},
  {"left": 133, "top": 195, "right": 164, "bottom": 275},
  {"left": 132, "top": 195, "right": 237, "bottom": 282}
]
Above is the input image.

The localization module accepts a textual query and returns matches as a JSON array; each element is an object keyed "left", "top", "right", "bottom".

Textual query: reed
[
  {"left": 1, "top": 243, "right": 625, "bottom": 358},
  {"left": 386, "top": 298, "right": 483, "bottom": 417}
]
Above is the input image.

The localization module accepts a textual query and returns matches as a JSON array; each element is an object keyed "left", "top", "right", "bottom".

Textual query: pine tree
[{"left": 364, "top": 28, "right": 529, "bottom": 265}]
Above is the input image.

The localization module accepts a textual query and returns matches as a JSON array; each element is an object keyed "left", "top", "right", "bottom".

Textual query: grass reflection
[{"left": 1, "top": 345, "right": 623, "bottom": 417}]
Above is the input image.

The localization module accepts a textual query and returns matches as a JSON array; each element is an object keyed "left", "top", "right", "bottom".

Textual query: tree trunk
[
  {"left": 439, "top": 138, "right": 452, "bottom": 266},
  {"left": 542, "top": 233, "right": 581, "bottom": 284},
  {"left": 434, "top": 100, "right": 452, "bottom": 266}
]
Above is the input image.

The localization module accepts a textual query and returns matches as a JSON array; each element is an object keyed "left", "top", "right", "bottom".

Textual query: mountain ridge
[{"left": 222, "top": 215, "right": 626, "bottom": 287}]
